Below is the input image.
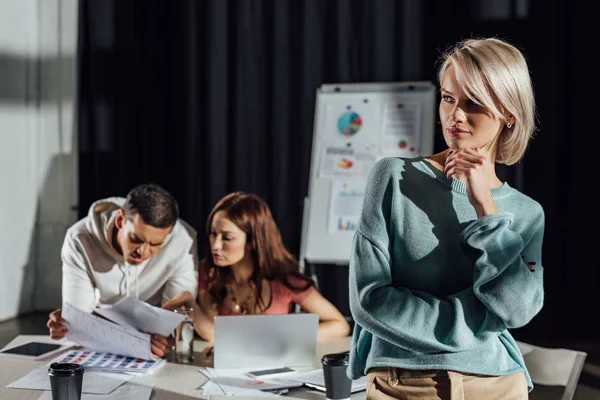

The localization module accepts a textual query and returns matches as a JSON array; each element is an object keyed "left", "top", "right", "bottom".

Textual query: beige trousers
[{"left": 365, "top": 367, "right": 528, "bottom": 400}]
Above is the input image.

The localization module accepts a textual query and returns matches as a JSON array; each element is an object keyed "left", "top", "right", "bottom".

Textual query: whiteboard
[{"left": 300, "top": 82, "right": 436, "bottom": 267}]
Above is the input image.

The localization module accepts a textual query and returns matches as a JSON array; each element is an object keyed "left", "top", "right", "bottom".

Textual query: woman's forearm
[
  {"left": 317, "top": 318, "right": 350, "bottom": 340},
  {"left": 192, "top": 302, "right": 215, "bottom": 342}
]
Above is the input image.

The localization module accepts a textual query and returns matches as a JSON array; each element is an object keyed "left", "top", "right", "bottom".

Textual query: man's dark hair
[{"left": 122, "top": 183, "right": 179, "bottom": 228}]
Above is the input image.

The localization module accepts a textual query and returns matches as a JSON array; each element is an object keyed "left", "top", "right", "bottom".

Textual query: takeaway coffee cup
[
  {"left": 321, "top": 351, "right": 352, "bottom": 400},
  {"left": 48, "top": 362, "right": 84, "bottom": 400}
]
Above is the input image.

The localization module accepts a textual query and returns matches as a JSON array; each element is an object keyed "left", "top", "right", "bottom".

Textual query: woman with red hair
[{"left": 164, "top": 192, "right": 350, "bottom": 341}]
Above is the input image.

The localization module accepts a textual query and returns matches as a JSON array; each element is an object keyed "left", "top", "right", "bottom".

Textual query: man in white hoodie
[{"left": 46, "top": 183, "right": 198, "bottom": 358}]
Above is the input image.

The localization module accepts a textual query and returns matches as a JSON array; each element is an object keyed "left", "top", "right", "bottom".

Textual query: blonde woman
[{"left": 349, "top": 37, "right": 543, "bottom": 399}]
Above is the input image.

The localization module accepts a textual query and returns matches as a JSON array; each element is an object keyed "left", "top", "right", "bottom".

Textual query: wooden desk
[{"left": 0, "top": 335, "right": 365, "bottom": 399}]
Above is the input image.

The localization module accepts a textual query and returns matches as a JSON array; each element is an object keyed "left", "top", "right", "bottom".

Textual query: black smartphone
[
  {"left": 248, "top": 367, "right": 295, "bottom": 377},
  {"left": 0, "top": 342, "right": 62, "bottom": 357}
]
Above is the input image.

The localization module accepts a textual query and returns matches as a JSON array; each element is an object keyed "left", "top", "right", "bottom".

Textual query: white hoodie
[{"left": 61, "top": 197, "right": 198, "bottom": 312}]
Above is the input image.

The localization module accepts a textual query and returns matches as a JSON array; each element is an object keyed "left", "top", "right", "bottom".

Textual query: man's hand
[
  {"left": 47, "top": 308, "right": 68, "bottom": 339},
  {"left": 151, "top": 334, "right": 174, "bottom": 358}
]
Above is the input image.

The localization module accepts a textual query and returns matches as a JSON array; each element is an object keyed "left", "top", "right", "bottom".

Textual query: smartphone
[
  {"left": 0, "top": 342, "right": 62, "bottom": 358},
  {"left": 247, "top": 367, "right": 295, "bottom": 378}
]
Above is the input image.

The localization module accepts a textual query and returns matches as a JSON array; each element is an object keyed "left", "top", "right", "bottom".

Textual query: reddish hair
[{"left": 201, "top": 192, "right": 314, "bottom": 312}]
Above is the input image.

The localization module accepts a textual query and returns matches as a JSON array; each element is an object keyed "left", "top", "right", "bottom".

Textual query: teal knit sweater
[{"left": 348, "top": 156, "right": 545, "bottom": 391}]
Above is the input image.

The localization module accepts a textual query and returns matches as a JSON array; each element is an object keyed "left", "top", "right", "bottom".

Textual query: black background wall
[{"left": 78, "top": 0, "right": 599, "bottom": 347}]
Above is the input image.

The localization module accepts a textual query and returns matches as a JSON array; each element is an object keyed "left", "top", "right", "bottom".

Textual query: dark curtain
[
  {"left": 78, "top": 0, "right": 417, "bottom": 243},
  {"left": 78, "top": 0, "right": 599, "bottom": 347}
]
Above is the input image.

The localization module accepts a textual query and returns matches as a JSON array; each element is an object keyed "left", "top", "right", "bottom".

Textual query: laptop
[{"left": 213, "top": 313, "right": 319, "bottom": 369}]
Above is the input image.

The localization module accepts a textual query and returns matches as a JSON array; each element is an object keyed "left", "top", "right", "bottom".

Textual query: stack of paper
[
  {"left": 198, "top": 368, "right": 303, "bottom": 397},
  {"left": 51, "top": 349, "right": 166, "bottom": 375},
  {"left": 62, "top": 296, "right": 184, "bottom": 360}
]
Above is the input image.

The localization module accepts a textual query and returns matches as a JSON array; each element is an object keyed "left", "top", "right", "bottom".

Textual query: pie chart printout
[{"left": 337, "top": 111, "right": 362, "bottom": 137}]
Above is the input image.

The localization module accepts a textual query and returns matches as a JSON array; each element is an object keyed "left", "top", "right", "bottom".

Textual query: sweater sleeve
[
  {"left": 286, "top": 276, "right": 315, "bottom": 305},
  {"left": 161, "top": 234, "right": 199, "bottom": 305},
  {"left": 61, "top": 232, "right": 97, "bottom": 312},
  {"left": 461, "top": 211, "right": 544, "bottom": 328},
  {"left": 349, "top": 158, "right": 507, "bottom": 354},
  {"left": 350, "top": 231, "right": 506, "bottom": 354}
]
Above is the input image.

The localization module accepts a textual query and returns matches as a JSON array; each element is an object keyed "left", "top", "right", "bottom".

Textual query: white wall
[{"left": 0, "top": 0, "right": 78, "bottom": 321}]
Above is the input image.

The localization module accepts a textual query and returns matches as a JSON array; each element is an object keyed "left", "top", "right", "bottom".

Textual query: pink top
[{"left": 199, "top": 275, "right": 314, "bottom": 315}]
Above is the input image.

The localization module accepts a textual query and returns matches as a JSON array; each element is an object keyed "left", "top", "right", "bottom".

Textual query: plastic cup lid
[
  {"left": 321, "top": 351, "right": 349, "bottom": 366},
  {"left": 48, "top": 362, "right": 84, "bottom": 377}
]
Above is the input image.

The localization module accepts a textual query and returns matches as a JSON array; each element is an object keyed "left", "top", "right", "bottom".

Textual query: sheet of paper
[
  {"left": 62, "top": 302, "right": 153, "bottom": 360},
  {"left": 51, "top": 349, "right": 165, "bottom": 375},
  {"left": 208, "top": 397, "right": 286, "bottom": 400},
  {"left": 283, "top": 368, "right": 367, "bottom": 393},
  {"left": 380, "top": 101, "right": 422, "bottom": 156},
  {"left": 319, "top": 100, "right": 379, "bottom": 151},
  {"left": 327, "top": 180, "right": 367, "bottom": 234},
  {"left": 203, "top": 367, "right": 303, "bottom": 393},
  {"left": 7, "top": 365, "right": 126, "bottom": 394},
  {"left": 318, "top": 146, "right": 376, "bottom": 180},
  {"left": 36, "top": 382, "right": 153, "bottom": 400},
  {"left": 198, "top": 376, "right": 277, "bottom": 397},
  {"left": 94, "top": 296, "right": 185, "bottom": 337}
]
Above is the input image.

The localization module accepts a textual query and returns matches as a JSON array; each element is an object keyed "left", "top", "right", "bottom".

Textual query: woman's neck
[{"left": 229, "top": 258, "right": 255, "bottom": 286}]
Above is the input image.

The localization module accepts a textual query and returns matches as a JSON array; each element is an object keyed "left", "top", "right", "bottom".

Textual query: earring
[{"left": 507, "top": 122, "right": 513, "bottom": 129}]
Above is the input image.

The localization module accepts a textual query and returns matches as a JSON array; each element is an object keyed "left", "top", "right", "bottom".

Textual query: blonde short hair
[{"left": 438, "top": 37, "right": 536, "bottom": 165}]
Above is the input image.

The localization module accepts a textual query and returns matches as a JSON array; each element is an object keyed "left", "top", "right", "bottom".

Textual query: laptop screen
[{"left": 213, "top": 313, "right": 319, "bottom": 369}]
